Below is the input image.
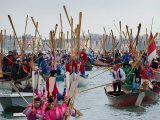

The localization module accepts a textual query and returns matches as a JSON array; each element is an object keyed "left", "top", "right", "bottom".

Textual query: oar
[
  {"left": 135, "top": 92, "right": 145, "bottom": 106},
  {"left": 13, "top": 113, "right": 25, "bottom": 117},
  {"left": 9, "top": 81, "right": 29, "bottom": 105},
  {"left": 79, "top": 83, "right": 112, "bottom": 93},
  {"left": 88, "top": 67, "right": 111, "bottom": 79}
]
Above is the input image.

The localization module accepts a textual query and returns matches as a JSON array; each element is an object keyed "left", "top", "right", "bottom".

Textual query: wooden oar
[
  {"left": 9, "top": 81, "right": 29, "bottom": 105},
  {"left": 135, "top": 92, "right": 145, "bottom": 106},
  {"left": 8, "top": 15, "right": 22, "bottom": 52},
  {"left": 79, "top": 83, "right": 112, "bottom": 93},
  {"left": 88, "top": 67, "right": 111, "bottom": 79}
]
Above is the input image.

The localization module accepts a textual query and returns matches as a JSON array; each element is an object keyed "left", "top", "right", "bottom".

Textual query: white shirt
[{"left": 111, "top": 68, "right": 126, "bottom": 81}]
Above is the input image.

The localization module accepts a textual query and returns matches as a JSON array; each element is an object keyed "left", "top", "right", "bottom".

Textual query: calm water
[{"left": 0, "top": 67, "right": 160, "bottom": 120}]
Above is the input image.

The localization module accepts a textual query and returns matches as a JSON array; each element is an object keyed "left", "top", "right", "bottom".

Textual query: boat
[
  {"left": 85, "top": 62, "right": 93, "bottom": 71},
  {"left": 94, "top": 59, "right": 111, "bottom": 67},
  {"left": 104, "top": 85, "right": 139, "bottom": 107},
  {"left": 104, "top": 85, "right": 159, "bottom": 107},
  {"left": 0, "top": 75, "right": 31, "bottom": 90},
  {"left": 0, "top": 92, "right": 33, "bottom": 111}
]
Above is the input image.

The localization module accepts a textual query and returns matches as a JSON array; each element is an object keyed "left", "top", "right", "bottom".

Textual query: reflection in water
[{"left": 1, "top": 67, "right": 160, "bottom": 120}]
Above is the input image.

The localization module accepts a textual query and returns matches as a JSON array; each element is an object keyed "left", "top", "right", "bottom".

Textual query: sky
[{"left": 0, "top": 0, "right": 160, "bottom": 38}]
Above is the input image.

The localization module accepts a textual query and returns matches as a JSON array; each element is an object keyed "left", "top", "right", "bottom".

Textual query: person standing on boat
[
  {"left": 80, "top": 49, "right": 88, "bottom": 63},
  {"left": 111, "top": 64, "right": 126, "bottom": 94},
  {"left": 140, "top": 61, "right": 154, "bottom": 89}
]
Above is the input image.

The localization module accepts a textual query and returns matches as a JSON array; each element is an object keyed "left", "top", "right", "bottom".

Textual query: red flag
[
  {"left": 148, "top": 32, "right": 156, "bottom": 64},
  {"left": 46, "top": 77, "right": 58, "bottom": 98}
]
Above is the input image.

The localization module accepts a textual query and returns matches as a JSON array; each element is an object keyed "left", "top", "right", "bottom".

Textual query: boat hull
[
  {"left": 122, "top": 85, "right": 159, "bottom": 103},
  {"left": 104, "top": 87, "right": 139, "bottom": 107},
  {"left": 0, "top": 92, "right": 33, "bottom": 111},
  {"left": 0, "top": 76, "right": 31, "bottom": 90}
]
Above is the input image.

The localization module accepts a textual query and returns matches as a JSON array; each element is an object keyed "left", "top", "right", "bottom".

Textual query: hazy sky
[{"left": 0, "top": 0, "right": 160, "bottom": 38}]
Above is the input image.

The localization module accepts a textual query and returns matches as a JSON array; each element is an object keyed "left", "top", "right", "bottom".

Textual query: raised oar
[
  {"left": 79, "top": 83, "right": 112, "bottom": 93},
  {"left": 134, "top": 23, "right": 141, "bottom": 53},
  {"left": 31, "top": 16, "right": 44, "bottom": 50},
  {"left": 63, "top": 5, "right": 71, "bottom": 27},
  {"left": 24, "top": 15, "right": 28, "bottom": 36},
  {"left": 8, "top": 15, "right": 22, "bottom": 52}
]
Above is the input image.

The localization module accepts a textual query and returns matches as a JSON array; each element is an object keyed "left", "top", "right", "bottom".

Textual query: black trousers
[{"left": 113, "top": 81, "right": 122, "bottom": 93}]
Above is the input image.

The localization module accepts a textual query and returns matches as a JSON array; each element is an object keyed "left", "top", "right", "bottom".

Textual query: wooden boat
[
  {"left": 104, "top": 85, "right": 159, "bottom": 107},
  {"left": 122, "top": 85, "right": 159, "bottom": 102},
  {"left": 104, "top": 85, "right": 139, "bottom": 107},
  {"left": 0, "top": 75, "right": 31, "bottom": 90},
  {"left": 94, "top": 59, "right": 111, "bottom": 67},
  {"left": 0, "top": 92, "right": 33, "bottom": 111}
]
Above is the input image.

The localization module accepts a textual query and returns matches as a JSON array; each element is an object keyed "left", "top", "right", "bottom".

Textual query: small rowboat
[
  {"left": 104, "top": 85, "right": 139, "bottom": 107},
  {"left": 0, "top": 92, "right": 33, "bottom": 112},
  {"left": 104, "top": 85, "right": 159, "bottom": 107},
  {"left": 94, "top": 59, "right": 110, "bottom": 67}
]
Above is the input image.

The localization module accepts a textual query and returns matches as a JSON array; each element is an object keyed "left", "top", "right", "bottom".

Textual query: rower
[
  {"left": 140, "top": 61, "right": 154, "bottom": 89},
  {"left": 111, "top": 64, "right": 126, "bottom": 94}
]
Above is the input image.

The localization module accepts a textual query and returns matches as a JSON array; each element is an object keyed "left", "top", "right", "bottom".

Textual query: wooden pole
[
  {"left": 0, "top": 31, "right": 3, "bottom": 77},
  {"left": 31, "top": 16, "right": 44, "bottom": 50},
  {"left": 63, "top": 5, "right": 71, "bottom": 27},
  {"left": 8, "top": 15, "right": 22, "bottom": 52},
  {"left": 77, "top": 12, "right": 82, "bottom": 58},
  {"left": 134, "top": 23, "right": 141, "bottom": 53},
  {"left": 119, "top": 21, "right": 122, "bottom": 50}
]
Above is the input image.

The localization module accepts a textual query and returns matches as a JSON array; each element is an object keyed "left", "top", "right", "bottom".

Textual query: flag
[
  {"left": 148, "top": 32, "right": 156, "bottom": 65},
  {"left": 46, "top": 77, "right": 58, "bottom": 98}
]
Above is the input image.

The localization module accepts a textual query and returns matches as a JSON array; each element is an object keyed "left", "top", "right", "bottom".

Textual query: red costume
[
  {"left": 72, "top": 60, "right": 78, "bottom": 72},
  {"left": 140, "top": 66, "right": 154, "bottom": 79},
  {"left": 65, "top": 62, "right": 71, "bottom": 73},
  {"left": 80, "top": 51, "right": 88, "bottom": 63}
]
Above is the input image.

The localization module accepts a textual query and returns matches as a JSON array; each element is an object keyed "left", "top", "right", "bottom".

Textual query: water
[{"left": 0, "top": 67, "right": 160, "bottom": 120}]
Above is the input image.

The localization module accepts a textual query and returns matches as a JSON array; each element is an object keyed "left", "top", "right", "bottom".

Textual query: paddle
[
  {"left": 79, "top": 83, "right": 112, "bottom": 93},
  {"left": 135, "top": 92, "right": 145, "bottom": 106},
  {"left": 13, "top": 113, "right": 25, "bottom": 117},
  {"left": 88, "top": 67, "right": 111, "bottom": 79},
  {"left": 9, "top": 81, "right": 29, "bottom": 105}
]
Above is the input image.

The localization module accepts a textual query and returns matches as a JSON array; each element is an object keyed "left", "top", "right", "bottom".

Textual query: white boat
[
  {"left": 0, "top": 92, "right": 33, "bottom": 111},
  {"left": 0, "top": 75, "right": 31, "bottom": 90}
]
